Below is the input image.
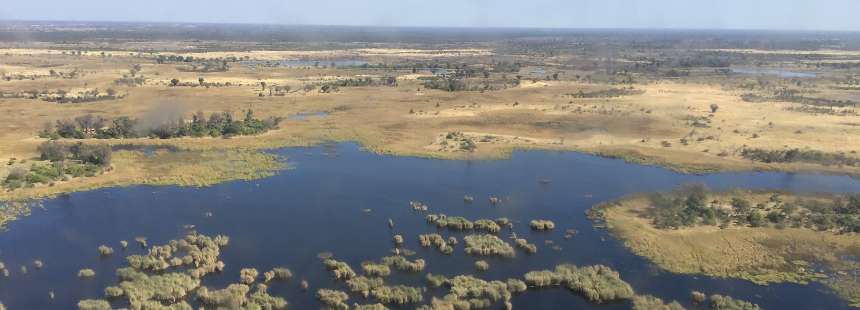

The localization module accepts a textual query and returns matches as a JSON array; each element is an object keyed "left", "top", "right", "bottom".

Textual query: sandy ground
[{"left": 0, "top": 47, "right": 858, "bottom": 200}]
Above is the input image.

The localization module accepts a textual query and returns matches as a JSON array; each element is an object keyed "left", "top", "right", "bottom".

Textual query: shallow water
[
  {"left": 731, "top": 67, "right": 817, "bottom": 78},
  {"left": 287, "top": 111, "right": 330, "bottom": 120},
  {"left": 1, "top": 142, "right": 859, "bottom": 309}
]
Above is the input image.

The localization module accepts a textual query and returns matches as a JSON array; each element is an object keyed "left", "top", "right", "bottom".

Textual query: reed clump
[
  {"left": 709, "top": 294, "right": 761, "bottom": 310},
  {"left": 324, "top": 258, "right": 357, "bottom": 280},
  {"left": 346, "top": 276, "right": 385, "bottom": 297},
  {"left": 463, "top": 234, "right": 515, "bottom": 258},
  {"left": 77, "top": 299, "right": 110, "bottom": 310},
  {"left": 418, "top": 233, "right": 454, "bottom": 254},
  {"left": 104, "top": 286, "right": 123, "bottom": 298},
  {"left": 353, "top": 303, "right": 389, "bottom": 310},
  {"left": 474, "top": 260, "right": 490, "bottom": 271},
  {"left": 33, "top": 259, "right": 44, "bottom": 269},
  {"left": 514, "top": 238, "right": 538, "bottom": 254},
  {"left": 371, "top": 285, "right": 424, "bottom": 305},
  {"left": 98, "top": 245, "right": 114, "bottom": 256},
  {"left": 632, "top": 295, "right": 685, "bottom": 310},
  {"left": 447, "top": 275, "right": 512, "bottom": 306},
  {"left": 198, "top": 283, "right": 288, "bottom": 309},
  {"left": 317, "top": 289, "right": 350, "bottom": 310},
  {"left": 362, "top": 262, "right": 392, "bottom": 277},
  {"left": 529, "top": 220, "right": 556, "bottom": 230},
  {"left": 523, "top": 264, "right": 634, "bottom": 303},
  {"left": 264, "top": 267, "right": 293, "bottom": 282},
  {"left": 426, "top": 273, "right": 449, "bottom": 287},
  {"left": 426, "top": 214, "right": 501, "bottom": 234},
  {"left": 78, "top": 269, "right": 96, "bottom": 278},
  {"left": 240, "top": 268, "right": 259, "bottom": 284},
  {"left": 505, "top": 279, "right": 527, "bottom": 293},
  {"left": 381, "top": 256, "right": 426, "bottom": 272}
]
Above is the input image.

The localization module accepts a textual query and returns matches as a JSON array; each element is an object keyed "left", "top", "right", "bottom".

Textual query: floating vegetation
[
  {"left": 632, "top": 295, "right": 685, "bottom": 310},
  {"left": 33, "top": 259, "right": 44, "bottom": 269},
  {"left": 514, "top": 238, "right": 538, "bottom": 254},
  {"left": 77, "top": 299, "right": 111, "bottom": 310},
  {"left": 264, "top": 267, "right": 293, "bottom": 282},
  {"left": 464, "top": 195, "right": 474, "bottom": 203},
  {"left": 489, "top": 196, "right": 501, "bottom": 205},
  {"left": 120, "top": 240, "right": 128, "bottom": 249},
  {"left": 475, "top": 260, "right": 490, "bottom": 271},
  {"left": 709, "top": 294, "right": 761, "bottom": 310},
  {"left": 463, "top": 234, "right": 515, "bottom": 258},
  {"left": 134, "top": 237, "right": 147, "bottom": 248},
  {"left": 381, "top": 256, "right": 426, "bottom": 272},
  {"left": 426, "top": 214, "right": 501, "bottom": 233},
  {"left": 346, "top": 276, "right": 385, "bottom": 297},
  {"left": 410, "top": 201, "right": 429, "bottom": 212},
  {"left": 240, "top": 268, "right": 259, "bottom": 284},
  {"left": 317, "top": 289, "right": 350, "bottom": 309},
  {"left": 418, "top": 233, "right": 454, "bottom": 254},
  {"left": 78, "top": 269, "right": 96, "bottom": 278},
  {"left": 523, "top": 264, "right": 634, "bottom": 303},
  {"left": 529, "top": 220, "right": 556, "bottom": 230},
  {"left": 98, "top": 245, "right": 114, "bottom": 256},
  {"left": 426, "top": 273, "right": 449, "bottom": 287},
  {"left": 371, "top": 285, "right": 424, "bottom": 304},
  {"left": 353, "top": 303, "right": 389, "bottom": 310},
  {"left": 506, "top": 279, "right": 527, "bottom": 293},
  {"left": 362, "top": 262, "right": 392, "bottom": 277},
  {"left": 393, "top": 235, "right": 404, "bottom": 245},
  {"left": 324, "top": 258, "right": 357, "bottom": 280}
]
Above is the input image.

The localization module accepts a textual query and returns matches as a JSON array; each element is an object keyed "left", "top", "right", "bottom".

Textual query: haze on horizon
[{"left": 1, "top": 0, "right": 859, "bottom": 32}]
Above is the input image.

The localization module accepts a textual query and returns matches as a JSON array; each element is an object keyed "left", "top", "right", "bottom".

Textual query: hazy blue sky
[{"left": 2, "top": 0, "right": 859, "bottom": 31}]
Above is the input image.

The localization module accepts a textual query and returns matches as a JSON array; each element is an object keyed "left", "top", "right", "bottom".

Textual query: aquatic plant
[
  {"left": 448, "top": 236, "right": 458, "bottom": 245},
  {"left": 691, "top": 291, "right": 706, "bottom": 304},
  {"left": 489, "top": 196, "right": 501, "bottom": 205},
  {"left": 98, "top": 245, "right": 114, "bottom": 256},
  {"left": 463, "top": 234, "right": 515, "bottom": 258},
  {"left": 448, "top": 275, "right": 512, "bottom": 304},
  {"left": 120, "top": 240, "right": 128, "bottom": 249},
  {"left": 346, "top": 276, "right": 385, "bottom": 297},
  {"left": 529, "top": 220, "right": 556, "bottom": 230},
  {"left": 426, "top": 273, "right": 449, "bottom": 287},
  {"left": 371, "top": 285, "right": 424, "bottom": 304},
  {"left": 709, "top": 294, "right": 761, "bottom": 310},
  {"left": 317, "top": 289, "right": 349, "bottom": 310},
  {"left": 393, "top": 235, "right": 404, "bottom": 245},
  {"left": 240, "top": 268, "right": 259, "bottom": 284},
  {"left": 474, "top": 219, "right": 501, "bottom": 233},
  {"left": 135, "top": 237, "right": 147, "bottom": 248},
  {"left": 506, "top": 279, "right": 527, "bottom": 293},
  {"left": 78, "top": 269, "right": 96, "bottom": 278},
  {"left": 104, "top": 286, "right": 123, "bottom": 298},
  {"left": 632, "top": 295, "right": 685, "bottom": 310},
  {"left": 264, "top": 267, "right": 293, "bottom": 282},
  {"left": 495, "top": 218, "right": 512, "bottom": 228},
  {"left": 20, "top": 266, "right": 27, "bottom": 274},
  {"left": 464, "top": 195, "right": 474, "bottom": 203},
  {"left": 418, "top": 233, "right": 454, "bottom": 254},
  {"left": 301, "top": 279, "right": 309, "bottom": 291},
  {"left": 197, "top": 284, "right": 249, "bottom": 308},
  {"left": 514, "top": 238, "right": 538, "bottom": 254},
  {"left": 362, "top": 262, "right": 392, "bottom": 277},
  {"left": 523, "top": 264, "right": 634, "bottom": 303},
  {"left": 248, "top": 284, "right": 288, "bottom": 309},
  {"left": 120, "top": 272, "right": 200, "bottom": 306},
  {"left": 324, "top": 258, "right": 357, "bottom": 280},
  {"left": 381, "top": 256, "right": 426, "bottom": 272},
  {"left": 353, "top": 303, "right": 389, "bottom": 310},
  {"left": 410, "top": 201, "right": 429, "bottom": 212},
  {"left": 33, "top": 259, "right": 44, "bottom": 269},
  {"left": 475, "top": 260, "right": 490, "bottom": 271},
  {"left": 77, "top": 299, "right": 111, "bottom": 310}
]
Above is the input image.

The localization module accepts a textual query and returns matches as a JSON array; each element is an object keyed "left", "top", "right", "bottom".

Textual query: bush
[
  {"left": 78, "top": 269, "right": 96, "bottom": 278},
  {"left": 709, "top": 294, "right": 761, "bottom": 310}
]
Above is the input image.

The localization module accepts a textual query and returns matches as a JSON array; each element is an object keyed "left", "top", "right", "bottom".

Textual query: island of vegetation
[{"left": 588, "top": 185, "right": 860, "bottom": 306}]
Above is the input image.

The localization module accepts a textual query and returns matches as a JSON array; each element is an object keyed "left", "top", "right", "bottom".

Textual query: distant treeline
[
  {"left": 39, "top": 110, "right": 281, "bottom": 140},
  {"left": 4, "top": 142, "right": 111, "bottom": 189},
  {"left": 566, "top": 87, "right": 644, "bottom": 99},
  {"left": 742, "top": 89, "right": 856, "bottom": 108}
]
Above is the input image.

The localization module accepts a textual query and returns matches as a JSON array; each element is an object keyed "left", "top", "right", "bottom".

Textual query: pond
[
  {"left": 731, "top": 67, "right": 818, "bottom": 78},
  {"left": 1, "top": 142, "right": 859, "bottom": 309},
  {"left": 287, "top": 111, "right": 330, "bottom": 121}
]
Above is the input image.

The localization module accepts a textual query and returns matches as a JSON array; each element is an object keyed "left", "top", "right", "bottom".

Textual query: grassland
[{"left": 592, "top": 191, "right": 860, "bottom": 306}]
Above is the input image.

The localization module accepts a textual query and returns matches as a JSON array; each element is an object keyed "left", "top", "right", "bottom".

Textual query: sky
[{"left": 2, "top": 0, "right": 860, "bottom": 31}]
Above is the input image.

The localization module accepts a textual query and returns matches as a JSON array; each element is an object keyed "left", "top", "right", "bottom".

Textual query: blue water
[
  {"left": 731, "top": 67, "right": 818, "bottom": 78},
  {"left": 0, "top": 142, "right": 858, "bottom": 309}
]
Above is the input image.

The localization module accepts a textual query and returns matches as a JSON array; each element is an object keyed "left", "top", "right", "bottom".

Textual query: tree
[
  {"left": 710, "top": 104, "right": 719, "bottom": 113},
  {"left": 198, "top": 77, "right": 205, "bottom": 86},
  {"left": 170, "top": 78, "right": 180, "bottom": 87},
  {"left": 260, "top": 81, "right": 267, "bottom": 91}
]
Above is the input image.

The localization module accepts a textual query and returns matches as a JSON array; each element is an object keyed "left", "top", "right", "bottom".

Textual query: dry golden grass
[{"left": 600, "top": 194, "right": 860, "bottom": 306}]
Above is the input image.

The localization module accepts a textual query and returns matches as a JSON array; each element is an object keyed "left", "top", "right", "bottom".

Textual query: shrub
[
  {"left": 240, "top": 268, "right": 259, "bottom": 284},
  {"left": 709, "top": 294, "right": 761, "bottom": 310},
  {"left": 346, "top": 276, "right": 384, "bottom": 297},
  {"left": 78, "top": 269, "right": 96, "bottom": 278},
  {"left": 514, "top": 238, "right": 538, "bottom": 254},
  {"left": 426, "top": 273, "right": 448, "bottom": 287}
]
